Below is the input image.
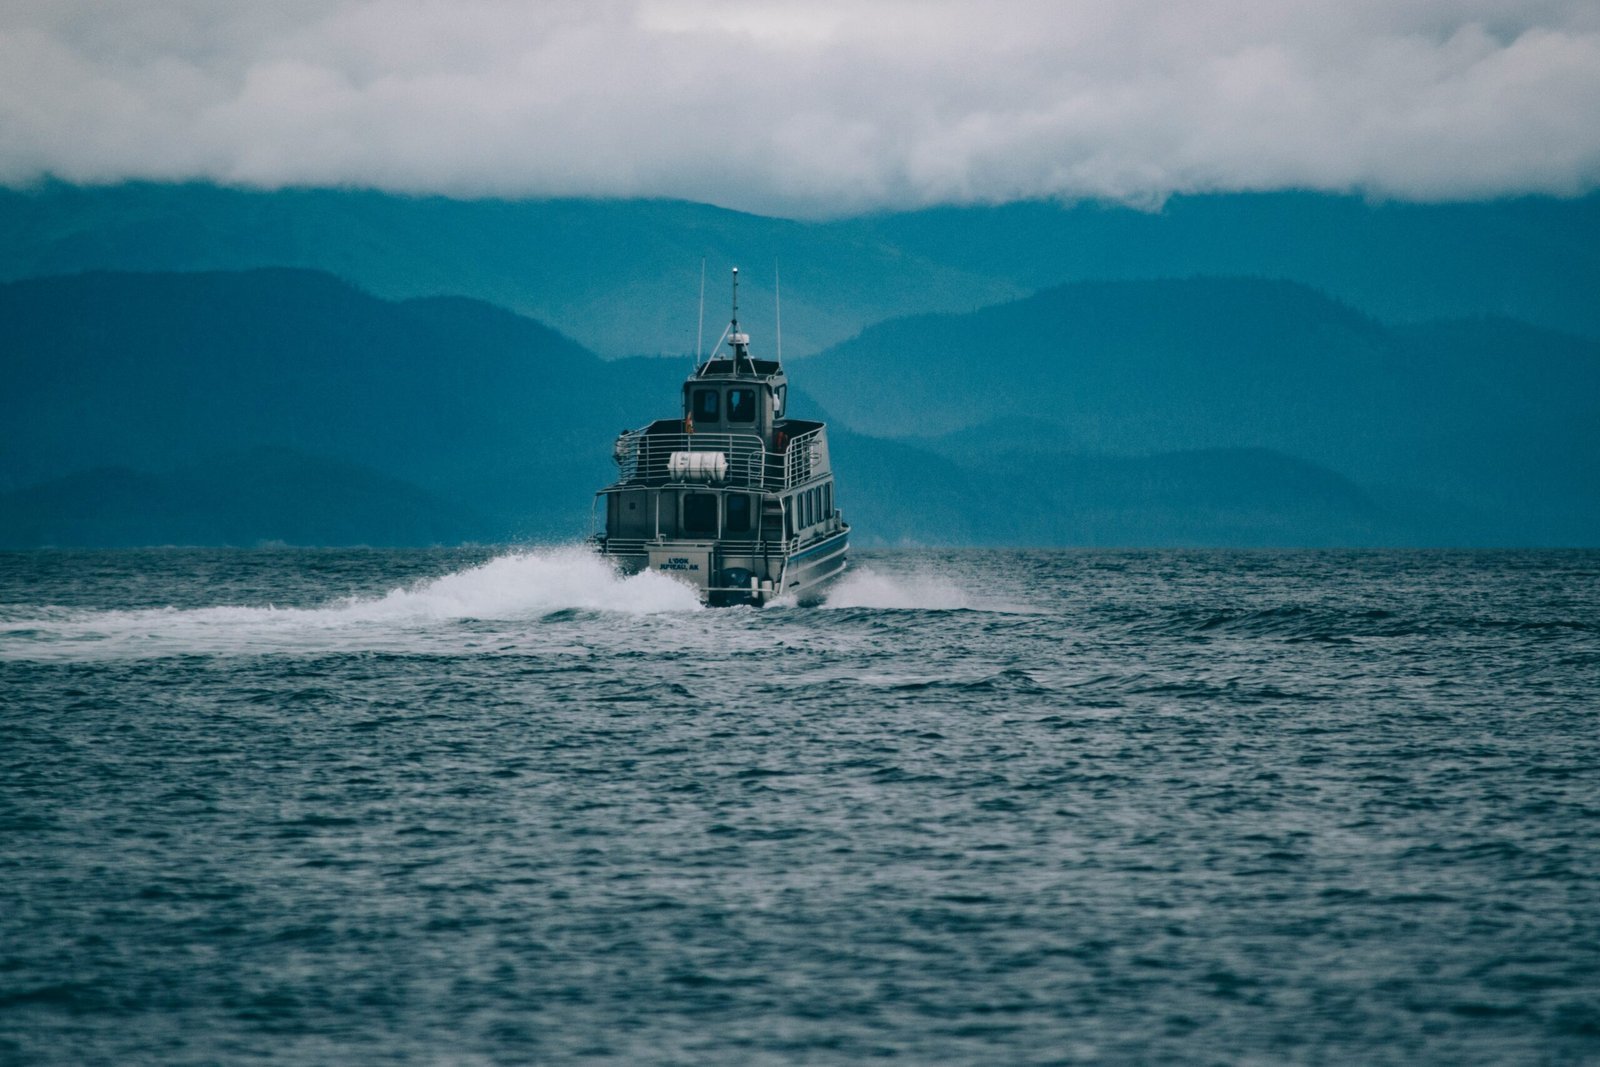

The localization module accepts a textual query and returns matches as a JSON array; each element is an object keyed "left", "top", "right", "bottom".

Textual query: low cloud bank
[{"left": 3, "top": 0, "right": 1598, "bottom": 215}]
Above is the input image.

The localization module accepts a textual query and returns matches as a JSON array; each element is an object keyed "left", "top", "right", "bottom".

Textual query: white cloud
[{"left": 1, "top": 0, "right": 1597, "bottom": 215}]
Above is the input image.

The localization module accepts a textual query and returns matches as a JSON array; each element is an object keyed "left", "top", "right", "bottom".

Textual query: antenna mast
[
  {"left": 728, "top": 266, "right": 751, "bottom": 373},
  {"left": 775, "top": 261, "right": 782, "bottom": 363}
]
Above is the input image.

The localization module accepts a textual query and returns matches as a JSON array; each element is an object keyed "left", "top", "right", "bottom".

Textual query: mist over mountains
[
  {"left": 0, "top": 185, "right": 1596, "bottom": 547},
  {"left": 4, "top": 183, "right": 1598, "bottom": 356}
]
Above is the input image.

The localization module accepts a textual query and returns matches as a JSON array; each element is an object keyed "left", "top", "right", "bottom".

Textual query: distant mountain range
[
  {"left": 804, "top": 278, "right": 1600, "bottom": 544},
  {"left": 2, "top": 448, "right": 480, "bottom": 549},
  {"left": 3, "top": 183, "right": 1597, "bottom": 358},
  {"left": 0, "top": 268, "right": 694, "bottom": 545},
  {"left": 2, "top": 265, "right": 1594, "bottom": 547}
]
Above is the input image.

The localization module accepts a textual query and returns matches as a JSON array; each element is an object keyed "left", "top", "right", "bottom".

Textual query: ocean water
[{"left": 2, "top": 547, "right": 1598, "bottom": 1065}]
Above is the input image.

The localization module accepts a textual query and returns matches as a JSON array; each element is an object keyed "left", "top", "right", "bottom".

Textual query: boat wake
[
  {"left": 0, "top": 548, "right": 702, "bottom": 661},
  {"left": 821, "top": 566, "right": 1038, "bottom": 613},
  {"left": 333, "top": 548, "right": 705, "bottom": 621}
]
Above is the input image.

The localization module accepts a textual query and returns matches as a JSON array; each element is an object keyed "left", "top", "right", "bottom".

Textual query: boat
[{"left": 593, "top": 268, "right": 849, "bottom": 606}]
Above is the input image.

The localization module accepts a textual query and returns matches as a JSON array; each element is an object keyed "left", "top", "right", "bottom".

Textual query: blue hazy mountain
[
  {"left": 0, "top": 183, "right": 1016, "bottom": 360},
  {"left": 806, "top": 279, "right": 1600, "bottom": 545},
  {"left": 0, "top": 269, "right": 679, "bottom": 544},
  {"left": 831, "top": 193, "right": 1600, "bottom": 342},
  {"left": 3, "top": 268, "right": 1591, "bottom": 547},
  {"left": 2, "top": 183, "right": 1596, "bottom": 359},
  {"left": 823, "top": 430, "right": 1404, "bottom": 548},
  {"left": 0, "top": 448, "right": 481, "bottom": 548}
]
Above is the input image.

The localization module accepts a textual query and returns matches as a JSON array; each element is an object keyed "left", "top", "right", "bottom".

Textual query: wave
[
  {"left": 820, "top": 566, "right": 1038, "bottom": 613},
  {"left": 0, "top": 547, "right": 702, "bottom": 660},
  {"left": 327, "top": 547, "right": 702, "bottom": 621}
]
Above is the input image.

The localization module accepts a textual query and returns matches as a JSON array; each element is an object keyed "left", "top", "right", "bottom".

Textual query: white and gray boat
[{"left": 593, "top": 269, "right": 849, "bottom": 606}]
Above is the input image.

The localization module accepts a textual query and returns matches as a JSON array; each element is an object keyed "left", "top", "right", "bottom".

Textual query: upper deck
[{"left": 605, "top": 418, "right": 831, "bottom": 494}]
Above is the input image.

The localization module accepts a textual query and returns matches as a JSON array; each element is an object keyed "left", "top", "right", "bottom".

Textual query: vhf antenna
[
  {"left": 730, "top": 266, "right": 748, "bottom": 373},
  {"left": 775, "top": 261, "right": 782, "bottom": 363}
]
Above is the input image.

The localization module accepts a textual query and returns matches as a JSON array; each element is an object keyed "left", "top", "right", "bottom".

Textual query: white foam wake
[
  {"left": 819, "top": 565, "right": 1045, "bottom": 613},
  {"left": 0, "top": 547, "right": 702, "bottom": 660},
  {"left": 822, "top": 566, "right": 976, "bottom": 610},
  {"left": 324, "top": 547, "right": 702, "bottom": 622},
  {"left": 819, "top": 566, "right": 982, "bottom": 611}
]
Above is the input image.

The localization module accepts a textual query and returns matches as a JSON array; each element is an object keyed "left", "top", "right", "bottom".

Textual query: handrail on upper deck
[{"left": 609, "top": 425, "right": 827, "bottom": 491}]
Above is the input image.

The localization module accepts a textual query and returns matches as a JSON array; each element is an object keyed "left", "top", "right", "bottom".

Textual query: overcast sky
[{"left": 2, "top": 0, "right": 1598, "bottom": 216}]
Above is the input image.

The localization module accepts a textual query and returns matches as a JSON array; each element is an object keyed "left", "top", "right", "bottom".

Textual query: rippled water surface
[{"left": 2, "top": 547, "right": 1598, "bottom": 1064}]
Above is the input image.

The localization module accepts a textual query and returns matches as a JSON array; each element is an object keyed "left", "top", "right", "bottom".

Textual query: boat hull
[
  {"left": 779, "top": 528, "right": 849, "bottom": 606},
  {"left": 598, "top": 527, "right": 848, "bottom": 607}
]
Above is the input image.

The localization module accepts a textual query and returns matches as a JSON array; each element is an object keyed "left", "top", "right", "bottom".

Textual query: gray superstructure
[{"left": 593, "top": 269, "right": 849, "bottom": 606}]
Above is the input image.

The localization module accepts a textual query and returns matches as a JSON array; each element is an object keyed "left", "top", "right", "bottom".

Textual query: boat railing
[
  {"left": 615, "top": 431, "right": 765, "bottom": 488},
  {"left": 782, "top": 427, "right": 825, "bottom": 488},
  {"left": 594, "top": 535, "right": 796, "bottom": 557},
  {"left": 612, "top": 427, "right": 827, "bottom": 490}
]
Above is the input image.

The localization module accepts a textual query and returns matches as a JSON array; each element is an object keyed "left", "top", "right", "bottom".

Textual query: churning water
[{"left": 2, "top": 547, "right": 1598, "bottom": 1064}]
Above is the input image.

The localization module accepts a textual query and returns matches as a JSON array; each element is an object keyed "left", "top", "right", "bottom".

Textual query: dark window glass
[
  {"left": 727, "top": 388, "right": 756, "bottom": 423},
  {"left": 784, "top": 497, "right": 795, "bottom": 538},
  {"left": 684, "top": 493, "right": 717, "bottom": 534},
  {"left": 774, "top": 385, "right": 786, "bottom": 418},
  {"left": 726, "top": 494, "right": 751, "bottom": 532},
  {"left": 693, "top": 389, "right": 719, "bottom": 422},
  {"left": 804, "top": 489, "right": 814, "bottom": 528},
  {"left": 823, "top": 484, "right": 831, "bottom": 520}
]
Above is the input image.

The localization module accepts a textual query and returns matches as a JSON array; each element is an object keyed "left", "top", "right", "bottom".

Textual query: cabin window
[
  {"left": 683, "top": 493, "right": 717, "bottom": 534},
  {"left": 803, "top": 489, "right": 814, "bottom": 528},
  {"left": 773, "top": 385, "right": 787, "bottom": 418},
  {"left": 726, "top": 494, "right": 751, "bottom": 533},
  {"left": 692, "top": 389, "right": 719, "bottom": 423},
  {"left": 727, "top": 388, "right": 756, "bottom": 423},
  {"left": 822, "top": 484, "right": 831, "bottom": 521},
  {"left": 784, "top": 498, "right": 794, "bottom": 538}
]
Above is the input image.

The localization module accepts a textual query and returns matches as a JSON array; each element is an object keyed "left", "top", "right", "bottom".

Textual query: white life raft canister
[{"left": 667, "top": 451, "right": 729, "bottom": 482}]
